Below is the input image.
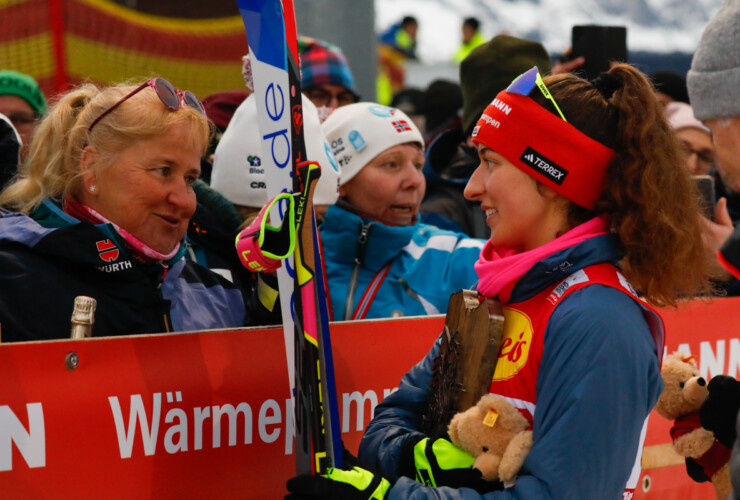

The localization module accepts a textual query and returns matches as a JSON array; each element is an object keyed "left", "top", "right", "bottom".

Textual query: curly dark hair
[{"left": 532, "top": 64, "right": 711, "bottom": 307}]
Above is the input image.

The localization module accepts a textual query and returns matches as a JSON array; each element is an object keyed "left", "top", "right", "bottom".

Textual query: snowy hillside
[{"left": 376, "top": 0, "right": 724, "bottom": 63}]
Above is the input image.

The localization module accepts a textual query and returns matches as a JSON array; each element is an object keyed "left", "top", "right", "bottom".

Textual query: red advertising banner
[
  {"left": 0, "top": 297, "right": 739, "bottom": 499},
  {"left": 0, "top": 316, "right": 442, "bottom": 499},
  {"left": 636, "top": 297, "right": 740, "bottom": 500}
]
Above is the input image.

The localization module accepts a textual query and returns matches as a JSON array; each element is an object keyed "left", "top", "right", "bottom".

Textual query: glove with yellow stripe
[
  {"left": 401, "top": 436, "right": 503, "bottom": 493},
  {"left": 285, "top": 466, "right": 391, "bottom": 500}
]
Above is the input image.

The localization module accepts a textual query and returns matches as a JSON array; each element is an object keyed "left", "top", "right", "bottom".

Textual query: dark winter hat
[
  {"left": 422, "top": 79, "right": 463, "bottom": 132},
  {"left": 460, "top": 34, "right": 551, "bottom": 137},
  {"left": 298, "top": 36, "right": 359, "bottom": 100},
  {"left": 201, "top": 90, "right": 250, "bottom": 133},
  {"left": 687, "top": 0, "right": 740, "bottom": 120},
  {"left": 463, "top": 17, "right": 480, "bottom": 31},
  {"left": 0, "top": 70, "right": 47, "bottom": 116},
  {"left": 650, "top": 70, "right": 689, "bottom": 104},
  {"left": 391, "top": 87, "right": 424, "bottom": 116}
]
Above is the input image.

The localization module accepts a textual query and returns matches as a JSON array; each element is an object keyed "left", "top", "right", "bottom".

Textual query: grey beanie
[{"left": 687, "top": 0, "right": 740, "bottom": 120}]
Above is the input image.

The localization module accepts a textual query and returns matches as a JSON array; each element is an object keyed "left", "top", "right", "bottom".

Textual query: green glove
[
  {"left": 285, "top": 466, "right": 391, "bottom": 500},
  {"left": 403, "top": 437, "right": 502, "bottom": 493}
]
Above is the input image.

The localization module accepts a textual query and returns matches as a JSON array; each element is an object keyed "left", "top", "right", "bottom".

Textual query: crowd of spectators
[
  {"left": 0, "top": 11, "right": 733, "bottom": 335},
  {"left": 3, "top": 5, "right": 740, "bottom": 496}
]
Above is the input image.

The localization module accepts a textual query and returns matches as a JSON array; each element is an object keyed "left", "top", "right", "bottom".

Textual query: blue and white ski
[{"left": 236, "top": 0, "right": 342, "bottom": 475}]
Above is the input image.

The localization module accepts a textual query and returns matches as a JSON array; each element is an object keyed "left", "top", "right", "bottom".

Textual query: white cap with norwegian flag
[{"left": 321, "top": 102, "right": 424, "bottom": 186}]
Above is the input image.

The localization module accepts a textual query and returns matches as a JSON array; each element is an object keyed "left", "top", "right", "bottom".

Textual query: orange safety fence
[{"left": 0, "top": 0, "right": 249, "bottom": 101}]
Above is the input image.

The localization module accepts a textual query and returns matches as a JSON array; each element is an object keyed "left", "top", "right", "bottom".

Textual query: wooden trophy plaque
[{"left": 422, "top": 289, "right": 504, "bottom": 437}]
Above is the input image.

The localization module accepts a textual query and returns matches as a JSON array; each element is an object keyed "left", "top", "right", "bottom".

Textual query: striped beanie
[{"left": 298, "top": 36, "right": 359, "bottom": 100}]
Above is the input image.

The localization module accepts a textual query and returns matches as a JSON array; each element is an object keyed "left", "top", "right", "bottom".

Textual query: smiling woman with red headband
[
  {"left": 0, "top": 80, "right": 247, "bottom": 342},
  {"left": 287, "top": 65, "right": 712, "bottom": 500}
]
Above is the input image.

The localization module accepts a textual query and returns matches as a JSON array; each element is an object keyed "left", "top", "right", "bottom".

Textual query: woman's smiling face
[
  {"left": 80, "top": 122, "right": 202, "bottom": 254},
  {"left": 464, "top": 144, "right": 568, "bottom": 252},
  {"left": 339, "top": 143, "right": 426, "bottom": 225}
]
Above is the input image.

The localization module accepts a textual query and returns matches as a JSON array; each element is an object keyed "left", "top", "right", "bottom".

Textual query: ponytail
[{"left": 538, "top": 64, "right": 710, "bottom": 306}]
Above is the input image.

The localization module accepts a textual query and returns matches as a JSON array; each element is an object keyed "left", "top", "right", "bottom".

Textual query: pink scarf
[
  {"left": 64, "top": 196, "right": 179, "bottom": 263},
  {"left": 475, "top": 216, "right": 611, "bottom": 303}
]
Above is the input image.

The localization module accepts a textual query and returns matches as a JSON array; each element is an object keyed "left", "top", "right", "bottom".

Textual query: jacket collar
[
  {"left": 28, "top": 198, "right": 186, "bottom": 266},
  {"left": 321, "top": 204, "right": 420, "bottom": 272},
  {"left": 508, "top": 233, "right": 623, "bottom": 303}
]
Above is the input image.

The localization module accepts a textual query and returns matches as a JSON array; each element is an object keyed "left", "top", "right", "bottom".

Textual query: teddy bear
[
  {"left": 448, "top": 394, "right": 533, "bottom": 483},
  {"left": 654, "top": 353, "right": 731, "bottom": 500}
]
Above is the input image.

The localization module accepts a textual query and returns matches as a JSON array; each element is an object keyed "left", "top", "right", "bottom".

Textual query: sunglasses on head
[
  {"left": 88, "top": 77, "right": 205, "bottom": 133},
  {"left": 506, "top": 67, "right": 567, "bottom": 122}
]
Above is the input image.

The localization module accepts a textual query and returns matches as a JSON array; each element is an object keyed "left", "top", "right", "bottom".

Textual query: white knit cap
[
  {"left": 665, "top": 102, "right": 710, "bottom": 134},
  {"left": 211, "top": 94, "right": 340, "bottom": 207},
  {"left": 321, "top": 102, "right": 424, "bottom": 186}
]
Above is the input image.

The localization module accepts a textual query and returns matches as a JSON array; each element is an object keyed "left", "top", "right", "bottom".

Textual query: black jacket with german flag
[{"left": 0, "top": 199, "right": 246, "bottom": 342}]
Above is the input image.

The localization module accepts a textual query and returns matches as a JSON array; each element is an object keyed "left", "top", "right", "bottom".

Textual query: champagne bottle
[{"left": 70, "top": 296, "right": 96, "bottom": 340}]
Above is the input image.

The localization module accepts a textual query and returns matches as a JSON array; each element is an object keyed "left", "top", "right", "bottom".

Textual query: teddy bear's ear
[
  {"left": 448, "top": 412, "right": 462, "bottom": 444},
  {"left": 477, "top": 394, "right": 498, "bottom": 412},
  {"left": 672, "top": 352, "right": 698, "bottom": 369}
]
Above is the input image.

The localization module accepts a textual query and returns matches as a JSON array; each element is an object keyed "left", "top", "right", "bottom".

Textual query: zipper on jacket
[
  {"left": 156, "top": 263, "right": 173, "bottom": 333},
  {"left": 343, "top": 220, "right": 373, "bottom": 320},
  {"left": 184, "top": 240, "right": 198, "bottom": 263}
]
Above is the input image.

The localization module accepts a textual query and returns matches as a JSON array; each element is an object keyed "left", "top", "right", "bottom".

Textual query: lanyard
[{"left": 350, "top": 262, "right": 392, "bottom": 320}]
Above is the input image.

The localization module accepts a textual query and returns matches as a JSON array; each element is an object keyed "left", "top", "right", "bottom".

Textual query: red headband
[{"left": 471, "top": 91, "right": 615, "bottom": 210}]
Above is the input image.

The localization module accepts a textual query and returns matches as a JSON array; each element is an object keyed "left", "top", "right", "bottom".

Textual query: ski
[{"left": 236, "top": 0, "right": 342, "bottom": 475}]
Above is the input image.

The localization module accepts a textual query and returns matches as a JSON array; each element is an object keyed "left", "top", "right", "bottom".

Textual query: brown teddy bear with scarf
[{"left": 654, "top": 353, "right": 731, "bottom": 500}]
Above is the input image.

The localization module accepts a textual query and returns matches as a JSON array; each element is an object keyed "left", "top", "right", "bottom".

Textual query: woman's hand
[{"left": 285, "top": 467, "right": 391, "bottom": 500}]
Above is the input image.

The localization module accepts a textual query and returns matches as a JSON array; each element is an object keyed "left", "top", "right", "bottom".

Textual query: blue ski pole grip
[{"left": 235, "top": 192, "right": 296, "bottom": 273}]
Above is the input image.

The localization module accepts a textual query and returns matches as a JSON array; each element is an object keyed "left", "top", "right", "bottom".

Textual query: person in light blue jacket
[{"left": 320, "top": 102, "right": 485, "bottom": 320}]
